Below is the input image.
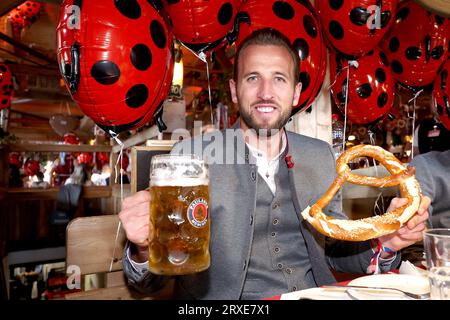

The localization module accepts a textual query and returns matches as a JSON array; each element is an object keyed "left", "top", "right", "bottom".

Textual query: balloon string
[
  {"left": 200, "top": 52, "right": 214, "bottom": 126},
  {"left": 342, "top": 61, "right": 352, "bottom": 153},
  {"left": 407, "top": 89, "right": 423, "bottom": 160},
  {"left": 178, "top": 42, "right": 214, "bottom": 127},
  {"left": 109, "top": 130, "right": 124, "bottom": 272},
  {"left": 368, "top": 128, "right": 384, "bottom": 215}
]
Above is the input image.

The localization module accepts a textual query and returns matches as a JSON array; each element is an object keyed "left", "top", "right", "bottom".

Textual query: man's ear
[
  {"left": 292, "top": 82, "right": 302, "bottom": 106},
  {"left": 229, "top": 79, "right": 238, "bottom": 104}
]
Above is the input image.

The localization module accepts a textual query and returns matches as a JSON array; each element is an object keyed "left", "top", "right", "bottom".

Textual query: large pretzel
[{"left": 301, "top": 145, "right": 422, "bottom": 241}]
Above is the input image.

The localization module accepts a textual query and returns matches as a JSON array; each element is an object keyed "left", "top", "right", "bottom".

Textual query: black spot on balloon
[
  {"left": 2, "top": 99, "right": 8, "bottom": 105},
  {"left": 272, "top": 1, "right": 295, "bottom": 20},
  {"left": 299, "top": 72, "right": 310, "bottom": 91},
  {"left": 329, "top": 20, "right": 344, "bottom": 40},
  {"left": 293, "top": 38, "right": 309, "bottom": 61},
  {"left": 130, "top": 44, "right": 152, "bottom": 71},
  {"left": 405, "top": 46, "right": 421, "bottom": 60},
  {"left": 391, "top": 60, "right": 403, "bottom": 74},
  {"left": 0, "top": 66, "right": 6, "bottom": 72},
  {"left": 375, "top": 68, "right": 386, "bottom": 83},
  {"left": 380, "top": 11, "right": 391, "bottom": 28},
  {"left": 150, "top": 20, "right": 166, "bottom": 49},
  {"left": 350, "top": 7, "right": 369, "bottom": 26},
  {"left": 377, "top": 92, "right": 388, "bottom": 108},
  {"left": 328, "top": 0, "right": 344, "bottom": 10},
  {"left": 431, "top": 46, "right": 444, "bottom": 60},
  {"left": 436, "top": 104, "right": 443, "bottom": 115},
  {"left": 126, "top": 84, "right": 149, "bottom": 108},
  {"left": 435, "top": 15, "right": 445, "bottom": 26},
  {"left": 91, "top": 61, "right": 120, "bottom": 85},
  {"left": 379, "top": 51, "right": 389, "bottom": 67},
  {"left": 114, "top": 0, "right": 141, "bottom": 20},
  {"left": 366, "top": 50, "right": 374, "bottom": 56},
  {"left": 166, "top": 0, "right": 180, "bottom": 4},
  {"left": 395, "top": 7, "right": 409, "bottom": 23},
  {"left": 441, "top": 70, "right": 448, "bottom": 90},
  {"left": 356, "top": 83, "right": 372, "bottom": 99},
  {"left": 303, "top": 15, "right": 317, "bottom": 38},
  {"left": 2, "top": 85, "right": 8, "bottom": 91},
  {"left": 218, "top": 3, "right": 233, "bottom": 25},
  {"left": 389, "top": 37, "right": 399, "bottom": 53},
  {"left": 8, "top": 85, "right": 13, "bottom": 90}
]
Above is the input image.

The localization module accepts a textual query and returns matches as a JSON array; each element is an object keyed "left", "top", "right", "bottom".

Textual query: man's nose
[{"left": 257, "top": 79, "right": 274, "bottom": 100}]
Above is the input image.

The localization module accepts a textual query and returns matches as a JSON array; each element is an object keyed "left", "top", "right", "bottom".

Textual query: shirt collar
[{"left": 246, "top": 130, "right": 287, "bottom": 163}]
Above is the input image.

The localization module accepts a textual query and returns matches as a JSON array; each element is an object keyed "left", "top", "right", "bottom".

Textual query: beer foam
[
  {"left": 150, "top": 176, "right": 209, "bottom": 187},
  {"left": 150, "top": 157, "right": 209, "bottom": 187}
]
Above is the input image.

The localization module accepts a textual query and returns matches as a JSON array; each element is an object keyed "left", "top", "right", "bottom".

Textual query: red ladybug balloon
[
  {"left": 77, "top": 152, "right": 93, "bottom": 165},
  {"left": 233, "top": 0, "right": 327, "bottom": 114},
  {"left": 56, "top": 0, "right": 174, "bottom": 133},
  {"left": 20, "top": 1, "right": 42, "bottom": 25},
  {"left": 0, "top": 64, "right": 14, "bottom": 110},
  {"left": 24, "top": 159, "right": 40, "bottom": 176},
  {"left": 166, "top": 0, "right": 241, "bottom": 53},
  {"left": 433, "top": 60, "right": 450, "bottom": 131},
  {"left": 330, "top": 48, "right": 395, "bottom": 125},
  {"left": 316, "top": 0, "right": 398, "bottom": 58},
  {"left": 380, "top": 0, "right": 450, "bottom": 88}
]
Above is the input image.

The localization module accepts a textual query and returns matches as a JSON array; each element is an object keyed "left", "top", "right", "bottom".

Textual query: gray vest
[{"left": 241, "top": 157, "right": 316, "bottom": 299}]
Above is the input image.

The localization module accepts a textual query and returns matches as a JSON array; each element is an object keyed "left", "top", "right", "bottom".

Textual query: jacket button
[
  {"left": 250, "top": 215, "right": 253, "bottom": 225},
  {"left": 286, "top": 268, "right": 292, "bottom": 274},
  {"left": 250, "top": 171, "right": 256, "bottom": 181},
  {"left": 272, "top": 203, "right": 279, "bottom": 210},
  {"left": 272, "top": 219, "right": 279, "bottom": 225}
]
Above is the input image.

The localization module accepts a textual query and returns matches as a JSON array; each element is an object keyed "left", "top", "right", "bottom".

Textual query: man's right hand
[{"left": 119, "top": 190, "right": 153, "bottom": 263}]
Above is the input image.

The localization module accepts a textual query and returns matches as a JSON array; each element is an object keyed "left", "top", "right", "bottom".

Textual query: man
[
  {"left": 119, "top": 29, "right": 429, "bottom": 299},
  {"left": 409, "top": 150, "right": 450, "bottom": 229}
]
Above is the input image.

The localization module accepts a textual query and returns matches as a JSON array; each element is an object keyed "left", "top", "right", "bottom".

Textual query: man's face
[{"left": 229, "top": 44, "right": 301, "bottom": 134}]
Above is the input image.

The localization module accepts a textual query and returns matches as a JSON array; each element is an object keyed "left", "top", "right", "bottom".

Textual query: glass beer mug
[{"left": 148, "top": 154, "right": 210, "bottom": 275}]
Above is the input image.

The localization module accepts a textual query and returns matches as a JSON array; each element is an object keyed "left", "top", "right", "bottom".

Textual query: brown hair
[{"left": 233, "top": 28, "right": 300, "bottom": 83}]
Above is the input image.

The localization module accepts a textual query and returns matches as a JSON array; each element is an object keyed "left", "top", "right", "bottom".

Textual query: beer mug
[{"left": 148, "top": 154, "right": 210, "bottom": 275}]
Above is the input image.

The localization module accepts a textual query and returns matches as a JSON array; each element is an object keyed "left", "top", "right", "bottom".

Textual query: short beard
[{"left": 240, "top": 103, "right": 291, "bottom": 137}]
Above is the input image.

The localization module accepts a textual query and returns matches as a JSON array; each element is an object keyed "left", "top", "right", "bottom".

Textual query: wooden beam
[
  {"left": 8, "top": 63, "right": 60, "bottom": 78},
  {"left": 9, "top": 143, "right": 112, "bottom": 153},
  {"left": 6, "top": 186, "right": 112, "bottom": 201},
  {"left": 0, "top": 0, "right": 25, "bottom": 17},
  {"left": 0, "top": 32, "right": 57, "bottom": 65}
]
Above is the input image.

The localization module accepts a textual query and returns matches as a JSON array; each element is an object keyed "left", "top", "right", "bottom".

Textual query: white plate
[{"left": 347, "top": 274, "right": 430, "bottom": 300}]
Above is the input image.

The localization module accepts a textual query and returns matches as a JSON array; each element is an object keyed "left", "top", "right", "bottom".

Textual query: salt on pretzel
[{"left": 301, "top": 144, "right": 422, "bottom": 241}]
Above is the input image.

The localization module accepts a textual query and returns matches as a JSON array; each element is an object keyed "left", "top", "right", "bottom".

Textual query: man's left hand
[{"left": 378, "top": 196, "right": 431, "bottom": 255}]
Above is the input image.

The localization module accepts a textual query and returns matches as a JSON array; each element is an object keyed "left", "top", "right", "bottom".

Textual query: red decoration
[
  {"left": 120, "top": 153, "right": 129, "bottom": 170},
  {"left": 77, "top": 152, "right": 93, "bottom": 165},
  {"left": 63, "top": 132, "right": 79, "bottom": 145},
  {"left": 316, "top": 0, "right": 398, "bottom": 58},
  {"left": 0, "top": 64, "right": 14, "bottom": 110},
  {"left": 233, "top": 0, "right": 326, "bottom": 114},
  {"left": 95, "top": 152, "right": 109, "bottom": 170},
  {"left": 330, "top": 48, "right": 395, "bottom": 125},
  {"left": 24, "top": 159, "right": 40, "bottom": 176},
  {"left": 8, "top": 1, "right": 42, "bottom": 39},
  {"left": 9, "top": 152, "right": 22, "bottom": 168},
  {"left": 433, "top": 60, "right": 450, "bottom": 131},
  {"left": 56, "top": 0, "right": 174, "bottom": 133},
  {"left": 166, "top": 0, "right": 241, "bottom": 53},
  {"left": 380, "top": 0, "right": 449, "bottom": 88}
]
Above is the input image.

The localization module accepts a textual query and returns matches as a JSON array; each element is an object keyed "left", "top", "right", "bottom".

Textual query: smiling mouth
[{"left": 254, "top": 104, "right": 278, "bottom": 114}]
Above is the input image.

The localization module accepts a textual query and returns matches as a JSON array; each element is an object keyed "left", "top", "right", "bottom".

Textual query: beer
[{"left": 149, "top": 155, "right": 210, "bottom": 275}]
